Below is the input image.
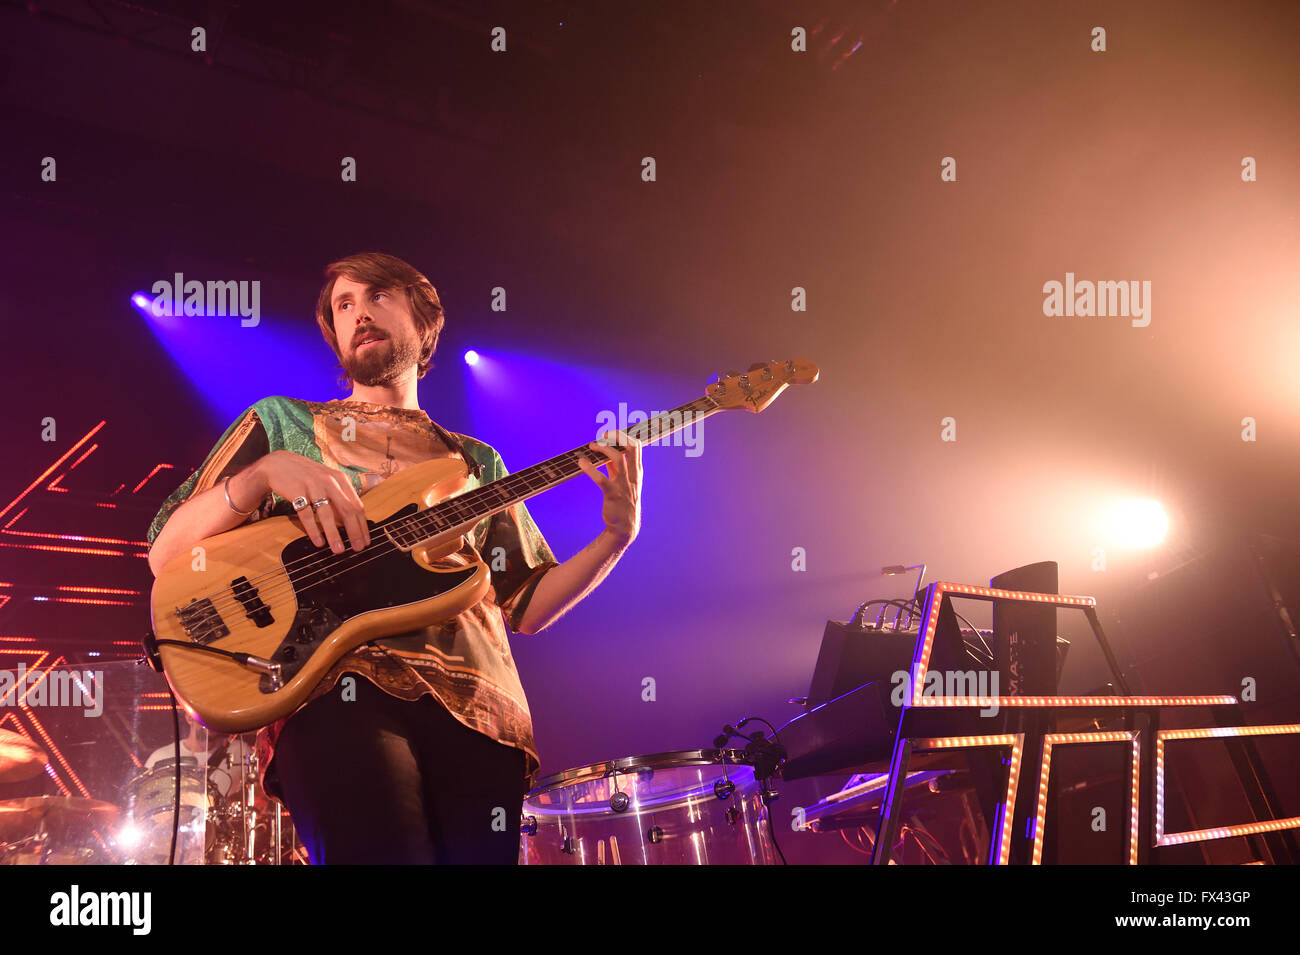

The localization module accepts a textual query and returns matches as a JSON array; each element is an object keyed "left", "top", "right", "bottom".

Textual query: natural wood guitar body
[
  {"left": 150, "top": 457, "right": 490, "bottom": 733},
  {"left": 150, "top": 359, "right": 820, "bottom": 735}
]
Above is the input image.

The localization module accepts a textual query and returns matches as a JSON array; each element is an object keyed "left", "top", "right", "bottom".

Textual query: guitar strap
[{"left": 426, "top": 419, "right": 483, "bottom": 481}]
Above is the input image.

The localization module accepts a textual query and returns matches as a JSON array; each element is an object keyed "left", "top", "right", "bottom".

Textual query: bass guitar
[{"left": 148, "top": 359, "right": 819, "bottom": 732}]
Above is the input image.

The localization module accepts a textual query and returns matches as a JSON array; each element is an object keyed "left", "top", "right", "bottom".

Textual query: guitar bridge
[{"left": 175, "top": 598, "right": 228, "bottom": 645}]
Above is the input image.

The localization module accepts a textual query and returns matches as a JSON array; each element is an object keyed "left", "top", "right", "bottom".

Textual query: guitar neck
[{"left": 385, "top": 395, "right": 722, "bottom": 548}]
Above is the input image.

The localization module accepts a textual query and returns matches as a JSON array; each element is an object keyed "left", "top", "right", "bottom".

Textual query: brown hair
[{"left": 315, "top": 252, "right": 445, "bottom": 383}]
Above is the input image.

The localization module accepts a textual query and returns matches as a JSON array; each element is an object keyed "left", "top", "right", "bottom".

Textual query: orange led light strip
[
  {"left": 908, "top": 583, "right": 1095, "bottom": 707},
  {"left": 912, "top": 734, "right": 1022, "bottom": 865},
  {"left": 131, "top": 462, "right": 175, "bottom": 494},
  {"left": 1031, "top": 731, "right": 1140, "bottom": 865},
  {"left": 0, "top": 422, "right": 106, "bottom": 523},
  {"left": 904, "top": 582, "right": 1237, "bottom": 710},
  {"left": 1155, "top": 724, "right": 1300, "bottom": 847},
  {"left": 913, "top": 695, "right": 1237, "bottom": 708}
]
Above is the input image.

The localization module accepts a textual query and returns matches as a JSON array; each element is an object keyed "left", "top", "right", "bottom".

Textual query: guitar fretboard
[{"left": 384, "top": 395, "right": 720, "bottom": 548}]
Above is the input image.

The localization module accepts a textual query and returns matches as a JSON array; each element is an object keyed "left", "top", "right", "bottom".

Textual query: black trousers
[{"left": 270, "top": 675, "right": 527, "bottom": 864}]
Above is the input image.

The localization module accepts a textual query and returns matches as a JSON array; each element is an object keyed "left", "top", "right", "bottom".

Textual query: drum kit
[
  {"left": 4, "top": 713, "right": 785, "bottom": 866},
  {"left": 0, "top": 727, "right": 298, "bottom": 865},
  {"left": 520, "top": 748, "right": 780, "bottom": 865},
  {"left": 519, "top": 714, "right": 792, "bottom": 867}
]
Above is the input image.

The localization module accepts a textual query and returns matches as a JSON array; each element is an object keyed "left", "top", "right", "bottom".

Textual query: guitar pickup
[{"left": 231, "top": 575, "right": 275, "bottom": 628}]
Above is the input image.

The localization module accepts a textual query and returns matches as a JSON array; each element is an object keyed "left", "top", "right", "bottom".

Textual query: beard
[{"left": 342, "top": 335, "right": 421, "bottom": 386}]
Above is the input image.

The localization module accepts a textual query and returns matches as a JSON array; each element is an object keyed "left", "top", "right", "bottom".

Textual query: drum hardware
[
  {"left": 519, "top": 749, "right": 777, "bottom": 865},
  {"left": 712, "top": 720, "right": 786, "bottom": 798},
  {"left": 607, "top": 771, "right": 630, "bottom": 813},
  {"left": 0, "top": 796, "right": 120, "bottom": 865},
  {"left": 201, "top": 734, "right": 294, "bottom": 865}
]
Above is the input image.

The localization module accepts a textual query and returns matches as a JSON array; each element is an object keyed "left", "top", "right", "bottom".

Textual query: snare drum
[{"left": 519, "top": 749, "right": 777, "bottom": 865}]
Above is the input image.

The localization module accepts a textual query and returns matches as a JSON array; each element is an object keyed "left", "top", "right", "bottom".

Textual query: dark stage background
[{"left": 2, "top": 0, "right": 1298, "bottom": 788}]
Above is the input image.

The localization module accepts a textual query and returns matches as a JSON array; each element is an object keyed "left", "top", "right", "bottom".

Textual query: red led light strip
[
  {"left": 57, "top": 586, "right": 142, "bottom": 595},
  {"left": 131, "top": 462, "right": 175, "bottom": 494},
  {"left": 0, "top": 543, "right": 129, "bottom": 557},
  {"left": 2, "top": 529, "right": 148, "bottom": 546},
  {"left": 0, "top": 657, "right": 93, "bottom": 798},
  {"left": 44, "top": 597, "right": 136, "bottom": 607},
  {"left": 0, "top": 423, "right": 106, "bottom": 523}
]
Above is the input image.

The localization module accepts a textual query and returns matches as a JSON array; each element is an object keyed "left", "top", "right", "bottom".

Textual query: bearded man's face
[{"left": 329, "top": 275, "right": 422, "bottom": 386}]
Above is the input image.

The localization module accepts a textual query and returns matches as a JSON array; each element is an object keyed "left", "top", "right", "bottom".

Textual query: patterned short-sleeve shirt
[{"left": 147, "top": 396, "right": 558, "bottom": 801}]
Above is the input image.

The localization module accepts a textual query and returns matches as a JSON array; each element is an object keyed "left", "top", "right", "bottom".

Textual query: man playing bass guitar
[{"left": 147, "top": 251, "right": 642, "bottom": 865}]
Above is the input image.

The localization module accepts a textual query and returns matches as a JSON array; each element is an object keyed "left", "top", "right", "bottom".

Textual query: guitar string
[
  {"left": 179, "top": 447, "right": 611, "bottom": 633},
  {"left": 181, "top": 417, "right": 669, "bottom": 617},
  {"left": 175, "top": 400, "right": 722, "bottom": 641},
  {"left": 177, "top": 395, "right": 718, "bottom": 614},
  {"left": 176, "top": 436, "right": 660, "bottom": 646}
]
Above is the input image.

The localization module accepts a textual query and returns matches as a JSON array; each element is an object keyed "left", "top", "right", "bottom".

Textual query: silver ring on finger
[
  {"left": 292, "top": 496, "right": 310, "bottom": 511},
  {"left": 311, "top": 497, "right": 329, "bottom": 509}
]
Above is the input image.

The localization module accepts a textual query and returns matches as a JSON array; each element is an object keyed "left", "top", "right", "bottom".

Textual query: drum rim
[{"left": 527, "top": 748, "right": 752, "bottom": 796}]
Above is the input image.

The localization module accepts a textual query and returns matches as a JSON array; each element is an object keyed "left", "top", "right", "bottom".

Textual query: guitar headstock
[{"left": 706, "top": 359, "right": 820, "bottom": 413}]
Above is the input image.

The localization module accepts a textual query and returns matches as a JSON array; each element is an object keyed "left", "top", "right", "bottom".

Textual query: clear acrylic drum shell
[
  {"left": 121, "top": 759, "right": 213, "bottom": 864},
  {"left": 519, "top": 749, "right": 776, "bottom": 865}
]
